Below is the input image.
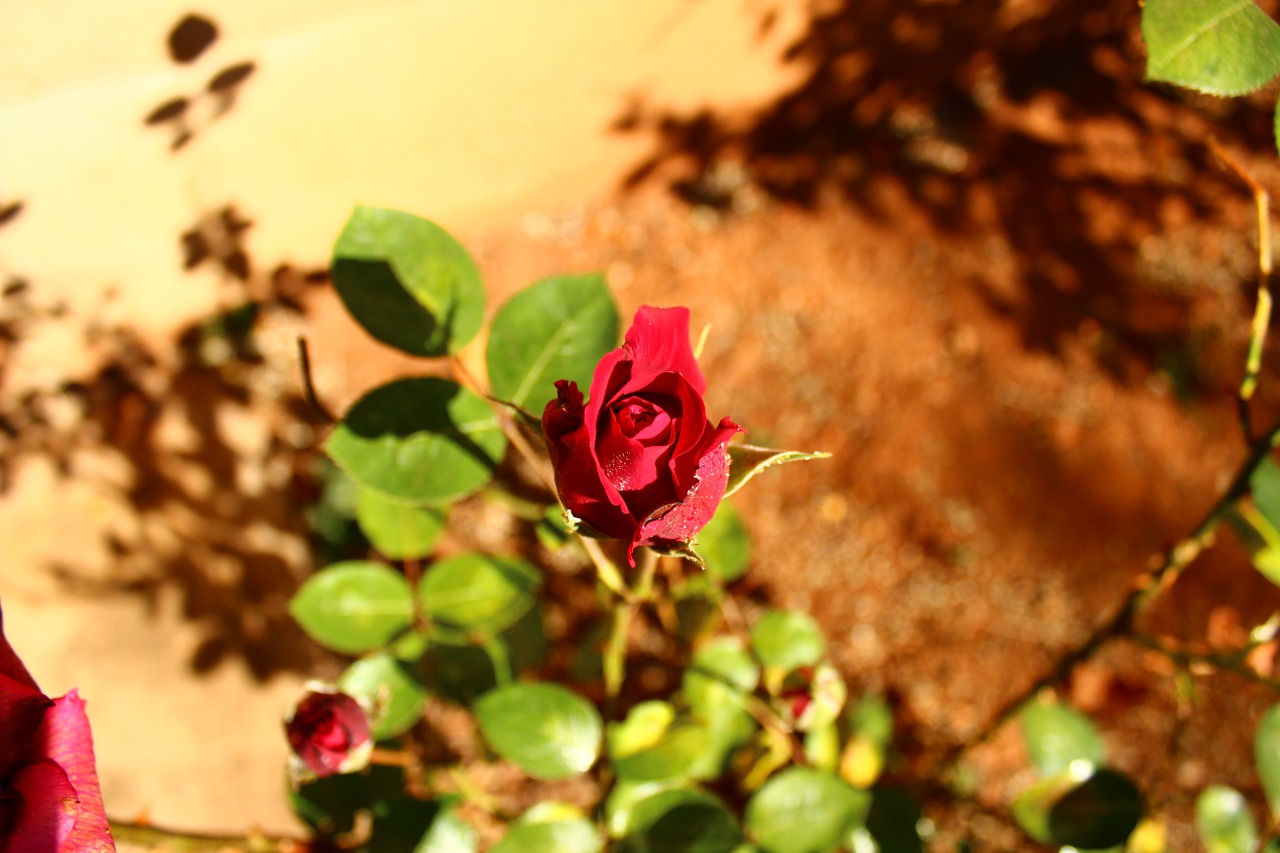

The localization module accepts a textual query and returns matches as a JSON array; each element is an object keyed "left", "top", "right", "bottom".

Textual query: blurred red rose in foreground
[
  {"left": 284, "top": 685, "right": 373, "bottom": 781},
  {"left": 0, "top": 602, "right": 115, "bottom": 852},
  {"left": 542, "top": 305, "right": 742, "bottom": 563}
]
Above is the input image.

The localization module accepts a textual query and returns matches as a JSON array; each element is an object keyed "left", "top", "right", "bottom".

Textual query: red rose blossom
[
  {"left": 0, "top": 602, "right": 115, "bottom": 852},
  {"left": 542, "top": 305, "right": 742, "bottom": 563},
  {"left": 284, "top": 685, "right": 373, "bottom": 781}
]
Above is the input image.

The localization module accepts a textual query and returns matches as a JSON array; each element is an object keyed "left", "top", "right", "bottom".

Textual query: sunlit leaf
[
  {"left": 750, "top": 610, "right": 826, "bottom": 678},
  {"left": 355, "top": 486, "right": 446, "bottom": 560},
  {"left": 724, "top": 444, "right": 831, "bottom": 499},
  {"left": 1142, "top": 0, "right": 1280, "bottom": 96},
  {"left": 745, "top": 767, "right": 870, "bottom": 853},
  {"left": 1197, "top": 785, "right": 1259, "bottom": 853},
  {"left": 1019, "top": 698, "right": 1105, "bottom": 777},
  {"left": 289, "top": 562, "right": 413, "bottom": 654},
  {"left": 338, "top": 652, "right": 427, "bottom": 740},
  {"left": 486, "top": 273, "right": 619, "bottom": 410},
  {"left": 491, "top": 803, "right": 602, "bottom": 853},
  {"left": 695, "top": 501, "right": 751, "bottom": 583},
  {"left": 475, "top": 683, "right": 602, "bottom": 779},
  {"left": 419, "top": 552, "right": 541, "bottom": 638}
]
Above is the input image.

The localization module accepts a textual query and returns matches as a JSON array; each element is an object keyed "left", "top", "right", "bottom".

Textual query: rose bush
[
  {"left": 284, "top": 685, "right": 373, "bottom": 781},
  {"left": 542, "top": 305, "right": 742, "bottom": 563},
  {"left": 0, "top": 603, "right": 114, "bottom": 852}
]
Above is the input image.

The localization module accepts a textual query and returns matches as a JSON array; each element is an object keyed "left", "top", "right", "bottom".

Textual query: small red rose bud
[{"left": 284, "top": 684, "right": 372, "bottom": 781}]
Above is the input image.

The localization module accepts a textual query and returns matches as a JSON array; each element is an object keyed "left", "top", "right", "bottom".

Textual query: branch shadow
[{"left": 618, "top": 0, "right": 1277, "bottom": 380}]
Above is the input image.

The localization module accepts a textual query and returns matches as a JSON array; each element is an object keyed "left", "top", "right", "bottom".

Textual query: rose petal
[
  {"left": 34, "top": 691, "right": 116, "bottom": 852},
  {"left": 544, "top": 381, "right": 635, "bottom": 540},
  {"left": 7, "top": 758, "right": 78, "bottom": 852},
  {"left": 621, "top": 306, "right": 706, "bottom": 394},
  {"left": 637, "top": 417, "right": 743, "bottom": 550},
  {"left": 0, "top": 602, "right": 55, "bottom": 782}
]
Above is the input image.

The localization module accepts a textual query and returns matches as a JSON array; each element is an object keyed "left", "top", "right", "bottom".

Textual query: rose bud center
[
  {"left": 312, "top": 711, "right": 351, "bottom": 752},
  {"left": 612, "top": 395, "right": 674, "bottom": 443}
]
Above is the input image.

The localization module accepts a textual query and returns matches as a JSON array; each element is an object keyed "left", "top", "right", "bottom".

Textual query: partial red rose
[
  {"left": 542, "top": 305, "right": 742, "bottom": 563},
  {"left": 284, "top": 685, "right": 373, "bottom": 781},
  {"left": 0, "top": 602, "right": 115, "bottom": 852}
]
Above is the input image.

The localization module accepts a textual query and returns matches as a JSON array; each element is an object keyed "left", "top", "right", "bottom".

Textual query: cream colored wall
[{"left": 0, "top": 0, "right": 804, "bottom": 836}]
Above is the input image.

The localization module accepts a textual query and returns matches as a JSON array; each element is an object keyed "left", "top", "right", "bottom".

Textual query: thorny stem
[
  {"left": 109, "top": 819, "right": 309, "bottom": 852},
  {"left": 947, "top": 143, "right": 1280, "bottom": 779},
  {"left": 1209, "top": 139, "right": 1274, "bottom": 442},
  {"left": 296, "top": 336, "right": 337, "bottom": 425},
  {"left": 1132, "top": 632, "right": 1280, "bottom": 693},
  {"left": 943, "top": 411, "right": 1280, "bottom": 778}
]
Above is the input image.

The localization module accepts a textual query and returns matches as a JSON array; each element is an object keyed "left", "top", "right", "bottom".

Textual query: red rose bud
[
  {"left": 0, "top": 602, "right": 115, "bottom": 852},
  {"left": 284, "top": 685, "right": 373, "bottom": 781},
  {"left": 542, "top": 306, "right": 742, "bottom": 564}
]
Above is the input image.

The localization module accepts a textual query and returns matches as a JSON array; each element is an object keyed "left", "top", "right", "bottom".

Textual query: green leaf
[
  {"left": 1019, "top": 698, "right": 1105, "bottom": 777},
  {"left": 606, "top": 780, "right": 685, "bottom": 839},
  {"left": 1256, "top": 703, "right": 1280, "bottom": 817},
  {"left": 866, "top": 786, "right": 924, "bottom": 853},
  {"left": 325, "top": 378, "right": 506, "bottom": 506},
  {"left": 724, "top": 444, "right": 831, "bottom": 499},
  {"left": 1251, "top": 458, "right": 1280, "bottom": 528},
  {"left": 475, "top": 683, "right": 602, "bottom": 779},
  {"left": 1016, "top": 767, "right": 1143, "bottom": 850},
  {"left": 1197, "top": 785, "right": 1259, "bottom": 853},
  {"left": 608, "top": 702, "right": 709, "bottom": 783},
  {"left": 617, "top": 788, "right": 744, "bottom": 853},
  {"left": 290, "top": 763, "right": 404, "bottom": 837},
  {"left": 289, "top": 561, "right": 413, "bottom": 654},
  {"left": 491, "top": 803, "right": 603, "bottom": 853},
  {"left": 1048, "top": 768, "right": 1143, "bottom": 848},
  {"left": 355, "top": 486, "right": 446, "bottom": 560},
  {"left": 420, "top": 553, "right": 541, "bottom": 638},
  {"left": 685, "top": 639, "right": 760, "bottom": 719},
  {"left": 745, "top": 767, "right": 871, "bottom": 853},
  {"left": 367, "top": 795, "right": 475, "bottom": 853},
  {"left": 696, "top": 501, "right": 751, "bottom": 583},
  {"left": 338, "top": 652, "right": 427, "bottom": 740},
  {"left": 423, "top": 641, "right": 497, "bottom": 706},
  {"left": 331, "top": 206, "right": 485, "bottom": 356},
  {"left": 485, "top": 273, "right": 619, "bottom": 410},
  {"left": 750, "top": 610, "right": 826, "bottom": 675},
  {"left": 1142, "top": 0, "right": 1280, "bottom": 97}
]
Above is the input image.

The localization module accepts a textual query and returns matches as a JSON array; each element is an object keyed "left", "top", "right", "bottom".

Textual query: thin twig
[{"left": 296, "top": 336, "right": 336, "bottom": 424}]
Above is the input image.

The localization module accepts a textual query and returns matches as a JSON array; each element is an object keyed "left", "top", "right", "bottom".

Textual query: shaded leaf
[
  {"left": 1142, "top": 0, "right": 1280, "bottom": 96},
  {"left": 1047, "top": 768, "right": 1143, "bottom": 850},
  {"left": 331, "top": 207, "right": 486, "bottom": 356},
  {"left": 325, "top": 378, "right": 505, "bottom": 505},
  {"left": 696, "top": 501, "right": 751, "bottom": 583},
  {"left": 485, "top": 273, "right": 619, "bottom": 410},
  {"left": 618, "top": 788, "right": 744, "bottom": 853}
]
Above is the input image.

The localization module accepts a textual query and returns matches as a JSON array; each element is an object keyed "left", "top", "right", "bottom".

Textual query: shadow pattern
[
  {"left": 1, "top": 206, "right": 332, "bottom": 679},
  {"left": 620, "top": 0, "right": 1278, "bottom": 382}
]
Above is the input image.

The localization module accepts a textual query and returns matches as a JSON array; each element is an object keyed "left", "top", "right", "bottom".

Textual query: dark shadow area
[
  {"left": 145, "top": 13, "right": 256, "bottom": 151},
  {"left": 619, "top": 0, "right": 1278, "bottom": 384},
  {"left": 0, "top": 205, "right": 333, "bottom": 679},
  {"left": 168, "top": 13, "right": 220, "bottom": 65}
]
